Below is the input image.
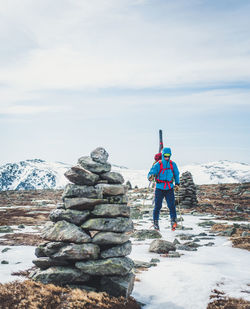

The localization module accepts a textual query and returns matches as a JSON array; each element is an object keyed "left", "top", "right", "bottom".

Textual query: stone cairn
[
  {"left": 30, "top": 147, "right": 135, "bottom": 298},
  {"left": 176, "top": 171, "right": 198, "bottom": 209}
]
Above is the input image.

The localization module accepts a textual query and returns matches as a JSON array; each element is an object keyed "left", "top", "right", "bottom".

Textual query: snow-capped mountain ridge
[
  {"left": 182, "top": 160, "right": 250, "bottom": 185},
  {"left": 0, "top": 159, "right": 249, "bottom": 191},
  {"left": 0, "top": 159, "right": 71, "bottom": 191}
]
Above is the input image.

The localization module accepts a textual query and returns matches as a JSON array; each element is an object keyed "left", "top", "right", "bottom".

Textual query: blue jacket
[{"left": 148, "top": 147, "right": 180, "bottom": 190}]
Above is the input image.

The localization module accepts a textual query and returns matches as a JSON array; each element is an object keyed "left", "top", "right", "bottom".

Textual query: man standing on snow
[{"left": 148, "top": 147, "right": 180, "bottom": 231}]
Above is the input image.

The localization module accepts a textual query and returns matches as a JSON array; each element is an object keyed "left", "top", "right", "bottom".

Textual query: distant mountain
[
  {"left": 0, "top": 159, "right": 71, "bottom": 191},
  {"left": 0, "top": 159, "right": 249, "bottom": 191},
  {"left": 181, "top": 160, "right": 250, "bottom": 185},
  {"left": 113, "top": 160, "right": 250, "bottom": 187}
]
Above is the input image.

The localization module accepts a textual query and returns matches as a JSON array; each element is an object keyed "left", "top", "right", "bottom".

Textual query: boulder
[
  {"left": 0, "top": 226, "right": 13, "bottom": 233},
  {"left": 133, "top": 229, "right": 162, "bottom": 240},
  {"left": 78, "top": 156, "right": 111, "bottom": 174},
  {"left": 64, "top": 197, "right": 107, "bottom": 211},
  {"left": 41, "top": 221, "right": 91, "bottom": 243},
  {"left": 81, "top": 217, "right": 133, "bottom": 233},
  {"left": 149, "top": 239, "right": 176, "bottom": 254},
  {"left": 92, "top": 232, "right": 130, "bottom": 245},
  {"left": 31, "top": 266, "right": 90, "bottom": 284},
  {"left": 96, "top": 184, "right": 127, "bottom": 196},
  {"left": 75, "top": 257, "right": 134, "bottom": 276},
  {"left": 133, "top": 260, "right": 157, "bottom": 268},
  {"left": 100, "top": 273, "right": 135, "bottom": 297},
  {"left": 32, "top": 257, "right": 70, "bottom": 270},
  {"left": 100, "top": 241, "right": 132, "bottom": 258},
  {"left": 182, "top": 241, "right": 201, "bottom": 248},
  {"left": 64, "top": 165, "right": 99, "bottom": 185},
  {"left": 100, "top": 172, "right": 124, "bottom": 184},
  {"left": 91, "top": 204, "right": 130, "bottom": 218},
  {"left": 175, "top": 244, "right": 197, "bottom": 251},
  {"left": 90, "top": 147, "right": 109, "bottom": 164},
  {"left": 49, "top": 209, "right": 90, "bottom": 226},
  {"left": 52, "top": 243, "right": 100, "bottom": 260},
  {"left": 62, "top": 184, "right": 102, "bottom": 199},
  {"left": 167, "top": 251, "right": 181, "bottom": 258}
]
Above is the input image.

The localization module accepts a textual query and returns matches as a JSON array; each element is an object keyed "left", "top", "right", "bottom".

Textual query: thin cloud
[
  {"left": 0, "top": 104, "right": 71, "bottom": 115},
  {"left": 0, "top": 0, "right": 249, "bottom": 92}
]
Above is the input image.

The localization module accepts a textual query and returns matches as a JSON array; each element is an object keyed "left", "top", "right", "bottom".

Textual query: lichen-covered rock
[
  {"left": 149, "top": 239, "right": 176, "bottom": 254},
  {"left": 92, "top": 232, "right": 130, "bottom": 245},
  {"left": 31, "top": 266, "right": 90, "bottom": 284},
  {"left": 52, "top": 243, "right": 100, "bottom": 260},
  {"left": 100, "top": 172, "right": 124, "bottom": 184},
  {"left": 49, "top": 209, "right": 89, "bottom": 226},
  {"left": 75, "top": 257, "right": 134, "bottom": 276},
  {"left": 100, "top": 273, "right": 135, "bottom": 297},
  {"left": 41, "top": 221, "right": 91, "bottom": 243},
  {"left": 104, "top": 195, "right": 128, "bottom": 204},
  {"left": 62, "top": 184, "right": 102, "bottom": 199},
  {"left": 96, "top": 184, "right": 127, "bottom": 196},
  {"left": 81, "top": 217, "right": 133, "bottom": 233},
  {"left": 32, "top": 257, "right": 70, "bottom": 270},
  {"left": 35, "top": 242, "right": 65, "bottom": 258},
  {"left": 100, "top": 241, "right": 132, "bottom": 258},
  {"left": 64, "top": 197, "right": 107, "bottom": 211},
  {"left": 91, "top": 204, "right": 130, "bottom": 218},
  {"left": 64, "top": 165, "right": 99, "bottom": 185},
  {"left": 90, "top": 147, "right": 109, "bottom": 164},
  {"left": 78, "top": 156, "right": 111, "bottom": 174}
]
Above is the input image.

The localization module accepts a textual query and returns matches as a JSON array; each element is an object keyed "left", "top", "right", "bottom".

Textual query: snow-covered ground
[
  {"left": 129, "top": 215, "right": 250, "bottom": 309},
  {"left": 0, "top": 246, "right": 36, "bottom": 284},
  {"left": 0, "top": 215, "right": 249, "bottom": 309}
]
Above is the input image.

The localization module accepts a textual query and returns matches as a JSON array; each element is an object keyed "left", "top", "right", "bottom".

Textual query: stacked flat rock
[
  {"left": 176, "top": 171, "right": 198, "bottom": 209},
  {"left": 30, "top": 147, "right": 135, "bottom": 298}
]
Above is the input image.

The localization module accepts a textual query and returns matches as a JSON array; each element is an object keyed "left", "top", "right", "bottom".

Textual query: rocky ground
[
  {"left": 0, "top": 183, "right": 249, "bottom": 308},
  {"left": 196, "top": 182, "right": 250, "bottom": 221}
]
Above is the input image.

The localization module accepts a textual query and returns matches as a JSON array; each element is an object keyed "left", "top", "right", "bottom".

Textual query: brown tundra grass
[{"left": 0, "top": 280, "right": 141, "bottom": 309}]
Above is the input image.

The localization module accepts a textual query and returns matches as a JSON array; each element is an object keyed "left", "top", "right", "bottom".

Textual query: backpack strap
[{"left": 170, "top": 160, "right": 174, "bottom": 174}]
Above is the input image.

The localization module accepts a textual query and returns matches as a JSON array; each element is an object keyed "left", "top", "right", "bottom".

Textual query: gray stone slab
[
  {"left": 81, "top": 217, "right": 133, "bottom": 233},
  {"left": 92, "top": 232, "right": 130, "bottom": 245},
  {"left": 91, "top": 204, "right": 130, "bottom": 218},
  {"left": 64, "top": 197, "right": 107, "bottom": 210},
  {"left": 75, "top": 257, "right": 134, "bottom": 276},
  {"left": 41, "top": 221, "right": 91, "bottom": 243}
]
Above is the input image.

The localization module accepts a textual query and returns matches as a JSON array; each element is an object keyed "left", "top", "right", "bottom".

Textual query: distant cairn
[
  {"left": 176, "top": 171, "right": 198, "bottom": 208},
  {"left": 30, "top": 147, "right": 135, "bottom": 298}
]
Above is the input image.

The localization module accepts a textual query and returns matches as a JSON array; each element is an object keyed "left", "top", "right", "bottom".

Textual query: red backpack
[{"left": 155, "top": 160, "right": 174, "bottom": 189}]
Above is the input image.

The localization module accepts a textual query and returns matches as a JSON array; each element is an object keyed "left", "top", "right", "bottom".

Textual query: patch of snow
[
  {"left": 130, "top": 215, "right": 250, "bottom": 309},
  {"left": 0, "top": 246, "right": 36, "bottom": 284}
]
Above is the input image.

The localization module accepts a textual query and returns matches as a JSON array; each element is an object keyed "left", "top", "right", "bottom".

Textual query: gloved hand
[
  {"left": 148, "top": 175, "right": 154, "bottom": 181},
  {"left": 175, "top": 184, "right": 180, "bottom": 191}
]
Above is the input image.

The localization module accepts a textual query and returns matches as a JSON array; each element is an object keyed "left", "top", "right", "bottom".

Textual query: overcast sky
[{"left": 0, "top": 0, "right": 249, "bottom": 169}]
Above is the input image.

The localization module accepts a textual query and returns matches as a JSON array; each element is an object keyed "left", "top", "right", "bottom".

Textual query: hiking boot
[
  {"left": 171, "top": 220, "right": 177, "bottom": 231},
  {"left": 153, "top": 220, "right": 160, "bottom": 231}
]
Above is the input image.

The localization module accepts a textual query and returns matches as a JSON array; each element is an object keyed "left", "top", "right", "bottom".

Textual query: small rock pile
[
  {"left": 176, "top": 171, "right": 198, "bottom": 208},
  {"left": 30, "top": 147, "right": 135, "bottom": 298}
]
